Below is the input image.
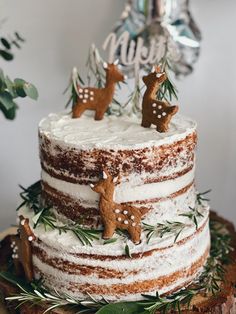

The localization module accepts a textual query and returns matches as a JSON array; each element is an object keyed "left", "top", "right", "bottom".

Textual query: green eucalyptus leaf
[
  {"left": 1, "top": 37, "right": 11, "bottom": 49},
  {"left": 96, "top": 302, "right": 146, "bottom": 314},
  {"left": 0, "top": 101, "right": 16, "bottom": 119},
  {"left": 5, "top": 76, "right": 16, "bottom": 97},
  {"left": 23, "top": 82, "right": 38, "bottom": 100},
  {"left": 0, "top": 91, "right": 17, "bottom": 110},
  {"left": 0, "top": 49, "right": 14, "bottom": 61},
  {"left": 14, "top": 78, "right": 27, "bottom": 97}
]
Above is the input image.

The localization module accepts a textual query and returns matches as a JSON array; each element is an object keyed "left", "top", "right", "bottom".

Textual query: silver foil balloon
[{"left": 107, "top": 0, "right": 201, "bottom": 77}]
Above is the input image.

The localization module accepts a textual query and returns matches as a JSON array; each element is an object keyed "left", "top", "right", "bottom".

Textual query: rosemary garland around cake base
[{"left": 0, "top": 211, "right": 235, "bottom": 314}]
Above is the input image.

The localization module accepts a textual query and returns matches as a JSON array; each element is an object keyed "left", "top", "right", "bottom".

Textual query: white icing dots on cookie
[
  {"left": 84, "top": 89, "right": 88, "bottom": 93},
  {"left": 162, "top": 112, "right": 167, "bottom": 116},
  {"left": 123, "top": 210, "right": 128, "bottom": 215},
  {"left": 114, "top": 209, "right": 120, "bottom": 214},
  {"left": 84, "top": 94, "right": 89, "bottom": 99},
  {"left": 79, "top": 88, "right": 83, "bottom": 93},
  {"left": 130, "top": 215, "right": 135, "bottom": 220},
  {"left": 90, "top": 91, "right": 94, "bottom": 95},
  {"left": 79, "top": 95, "right": 83, "bottom": 99},
  {"left": 117, "top": 217, "right": 122, "bottom": 222},
  {"left": 158, "top": 105, "right": 162, "bottom": 109},
  {"left": 153, "top": 110, "right": 156, "bottom": 114},
  {"left": 152, "top": 103, "right": 157, "bottom": 107},
  {"left": 83, "top": 99, "right": 87, "bottom": 103},
  {"left": 124, "top": 220, "right": 129, "bottom": 225},
  {"left": 132, "top": 222, "right": 136, "bottom": 227},
  {"left": 90, "top": 97, "right": 94, "bottom": 101},
  {"left": 157, "top": 115, "right": 162, "bottom": 119}
]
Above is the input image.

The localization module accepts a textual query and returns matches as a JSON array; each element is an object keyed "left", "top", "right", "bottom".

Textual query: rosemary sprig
[
  {"left": 139, "top": 289, "right": 197, "bottom": 314},
  {"left": 179, "top": 206, "right": 203, "bottom": 230},
  {"left": 196, "top": 189, "right": 211, "bottom": 205},
  {"left": 198, "top": 219, "right": 234, "bottom": 294},
  {"left": 33, "top": 207, "right": 101, "bottom": 247},
  {"left": 16, "top": 180, "right": 42, "bottom": 212},
  {"left": 0, "top": 271, "right": 107, "bottom": 314},
  {"left": 143, "top": 221, "right": 186, "bottom": 244},
  {"left": 17, "top": 181, "right": 101, "bottom": 246}
]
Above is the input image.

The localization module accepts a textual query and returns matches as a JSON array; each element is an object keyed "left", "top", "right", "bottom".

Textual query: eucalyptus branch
[
  {"left": 143, "top": 221, "right": 187, "bottom": 244},
  {"left": 0, "top": 69, "right": 38, "bottom": 119}
]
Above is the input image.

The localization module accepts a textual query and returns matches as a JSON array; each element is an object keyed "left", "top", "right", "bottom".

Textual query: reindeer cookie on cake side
[
  {"left": 72, "top": 60, "right": 125, "bottom": 120},
  {"left": 141, "top": 66, "right": 178, "bottom": 133},
  {"left": 90, "top": 170, "right": 149, "bottom": 244}
]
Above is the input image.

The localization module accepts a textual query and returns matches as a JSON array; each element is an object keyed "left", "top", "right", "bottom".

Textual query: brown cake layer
[
  {"left": 33, "top": 247, "right": 209, "bottom": 297},
  {"left": 39, "top": 131, "right": 197, "bottom": 183},
  {"left": 41, "top": 179, "right": 194, "bottom": 225}
]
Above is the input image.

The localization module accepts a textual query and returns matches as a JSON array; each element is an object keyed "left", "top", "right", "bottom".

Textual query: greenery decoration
[
  {"left": 143, "top": 221, "right": 187, "bottom": 244},
  {"left": 1, "top": 215, "right": 234, "bottom": 314},
  {"left": 179, "top": 206, "right": 204, "bottom": 229},
  {"left": 0, "top": 32, "right": 25, "bottom": 61},
  {"left": 0, "top": 70, "right": 38, "bottom": 119},
  {"left": 0, "top": 20, "right": 38, "bottom": 119}
]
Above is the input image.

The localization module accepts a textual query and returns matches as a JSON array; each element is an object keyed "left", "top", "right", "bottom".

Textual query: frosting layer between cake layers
[{"left": 39, "top": 112, "right": 198, "bottom": 227}]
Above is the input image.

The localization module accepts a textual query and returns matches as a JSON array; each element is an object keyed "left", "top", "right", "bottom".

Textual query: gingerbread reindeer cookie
[
  {"left": 141, "top": 66, "right": 178, "bottom": 132},
  {"left": 10, "top": 215, "right": 36, "bottom": 281},
  {"left": 72, "top": 60, "right": 125, "bottom": 120},
  {"left": 90, "top": 170, "right": 149, "bottom": 244}
]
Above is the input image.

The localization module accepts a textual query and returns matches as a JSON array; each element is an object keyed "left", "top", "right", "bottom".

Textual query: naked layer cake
[{"left": 18, "top": 112, "right": 210, "bottom": 301}]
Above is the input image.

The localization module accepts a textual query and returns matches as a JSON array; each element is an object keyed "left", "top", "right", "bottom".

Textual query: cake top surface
[{"left": 39, "top": 112, "right": 196, "bottom": 150}]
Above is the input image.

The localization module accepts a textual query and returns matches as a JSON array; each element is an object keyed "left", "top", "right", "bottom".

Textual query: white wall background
[{"left": 0, "top": 0, "right": 235, "bottom": 230}]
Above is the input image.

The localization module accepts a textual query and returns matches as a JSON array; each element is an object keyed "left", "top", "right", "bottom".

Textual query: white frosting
[
  {"left": 19, "top": 204, "right": 209, "bottom": 257},
  {"left": 41, "top": 166, "right": 195, "bottom": 204},
  {"left": 39, "top": 112, "right": 197, "bottom": 150},
  {"left": 30, "top": 210, "right": 210, "bottom": 301}
]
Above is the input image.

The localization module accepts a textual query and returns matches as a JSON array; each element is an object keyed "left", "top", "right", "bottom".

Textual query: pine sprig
[
  {"left": 179, "top": 206, "right": 203, "bottom": 230},
  {"left": 157, "top": 58, "right": 178, "bottom": 102},
  {"left": 143, "top": 221, "right": 187, "bottom": 244}
]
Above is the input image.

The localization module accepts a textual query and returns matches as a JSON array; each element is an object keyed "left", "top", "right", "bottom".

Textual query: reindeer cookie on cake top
[
  {"left": 141, "top": 66, "right": 178, "bottom": 132},
  {"left": 90, "top": 170, "right": 149, "bottom": 244},
  {"left": 72, "top": 60, "right": 125, "bottom": 120}
]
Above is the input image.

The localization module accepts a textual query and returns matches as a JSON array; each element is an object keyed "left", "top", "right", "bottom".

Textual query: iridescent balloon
[{"left": 108, "top": 0, "right": 201, "bottom": 77}]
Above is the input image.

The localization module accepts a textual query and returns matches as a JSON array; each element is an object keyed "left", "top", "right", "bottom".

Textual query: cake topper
[
  {"left": 72, "top": 61, "right": 125, "bottom": 120},
  {"left": 10, "top": 215, "right": 36, "bottom": 282},
  {"left": 141, "top": 66, "right": 178, "bottom": 132},
  {"left": 90, "top": 170, "right": 149, "bottom": 244}
]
